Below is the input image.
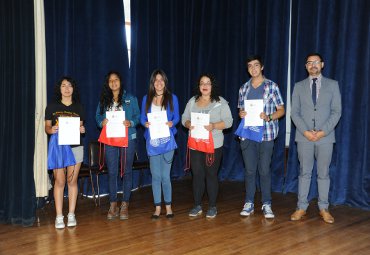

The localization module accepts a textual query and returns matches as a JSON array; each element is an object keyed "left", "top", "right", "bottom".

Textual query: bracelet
[{"left": 269, "top": 114, "right": 273, "bottom": 121}]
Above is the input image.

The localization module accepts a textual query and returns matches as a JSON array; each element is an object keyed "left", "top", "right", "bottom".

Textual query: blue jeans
[
  {"left": 240, "top": 139, "right": 274, "bottom": 204},
  {"left": 105, "top": 139, "right": 136, "bottom": 203},
  {"left": 149, "top": 150, "right": 174, "bottom": 206}
]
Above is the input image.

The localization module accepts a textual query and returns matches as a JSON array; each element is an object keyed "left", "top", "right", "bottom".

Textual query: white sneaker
[
  {"left": 240, "top": 202, "right": 254, "bottom": 216},
  {"left": 55, "top": 215, "right": 65, "bottom": 229},
  {"left": 262, "top": 204, "right": 275, "bottom": 219},
  {"left": 67, "top": 213, "right": 77, "bottom": 227}
]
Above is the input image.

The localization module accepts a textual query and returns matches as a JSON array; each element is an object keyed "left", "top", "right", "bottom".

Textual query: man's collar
[{"left": 309, "top": 74, "right": 322, "bottom": 80}]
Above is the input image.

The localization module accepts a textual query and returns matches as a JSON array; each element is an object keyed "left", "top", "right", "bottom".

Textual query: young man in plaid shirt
[{"left": 238, "top": 55, "right": 285, "bottom": 219}]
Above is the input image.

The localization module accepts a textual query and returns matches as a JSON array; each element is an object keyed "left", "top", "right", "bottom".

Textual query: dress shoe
[
  {"left": 290, "top": 209, "right": 306, "bottom": 221},
  {"left": 165, "top": 205, "right": 173, "bottom": 219},
  {"left": 166, "top": 213, "right": 174, "bottom": 219},
  {"left": 320, "top": 209, "right": 334, "bottom": 224},
  {"left": 151, "top": 214, "right": 160, "bottom": 219}
]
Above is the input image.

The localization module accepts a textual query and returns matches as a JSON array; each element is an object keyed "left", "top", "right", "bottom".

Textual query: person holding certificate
[
  {"left": 140, "top": 69, "right": 179, "bottom": 219},
  {"left": 238, "top": 55, "right": 285, "bottom": 219},
  {"left": 45, "top": 77, "right": 86, "bottom": 229},
  {"left": 182, "top": 74, "right": 233, "bottom": 219},
  {"left": 96, "top": 71, "right": 140, "bottom": 220}
]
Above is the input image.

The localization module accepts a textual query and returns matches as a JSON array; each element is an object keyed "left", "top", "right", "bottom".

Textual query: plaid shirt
[{"left": 238, "top": 78, "right": 284, "bottom": 141}]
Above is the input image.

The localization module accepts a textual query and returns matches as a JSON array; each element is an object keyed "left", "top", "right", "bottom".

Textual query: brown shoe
[
  {"left": 120, "top": 202, "right": 129, "bottom": 220},
  {"left": 107, "top": 202, "right": 119, "bottom": 220},
  {"left": 291, "top": 209, "right": 306, "bottom": 221},
  {"left": 320, "top": 209, "right": 334, "bottom": 224}
]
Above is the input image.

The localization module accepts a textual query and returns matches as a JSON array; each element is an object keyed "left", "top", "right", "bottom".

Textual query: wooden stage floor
[{"left": 1, "top": 180, "right": 370, "bottom": 255}]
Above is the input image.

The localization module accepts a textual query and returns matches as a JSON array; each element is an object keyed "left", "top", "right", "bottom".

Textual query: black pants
[{"left": 190, "top": 147, "right": 223, "bottom": 207}]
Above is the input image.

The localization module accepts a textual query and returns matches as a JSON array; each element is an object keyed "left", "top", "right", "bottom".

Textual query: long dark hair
[
  {"left": 193, "top": 73, "right": 220, "bottom": 102},
  {"left": 145, "top": 69, "right": 174, "bottom": 114},
  {"left": 54, "top": 76, "right": 80, "bottom": 103},
  {"left": 99, "top": 71, "right": 124, "bottom": 114}
]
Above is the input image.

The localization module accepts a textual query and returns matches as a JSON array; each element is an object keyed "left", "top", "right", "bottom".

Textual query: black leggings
[{"left": 190, "top": 147, "right": 223, "bottom": 207}]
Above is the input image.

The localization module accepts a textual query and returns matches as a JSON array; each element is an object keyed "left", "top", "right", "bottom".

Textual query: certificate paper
[
  {"left": 147, "top": 111, "right": 170, "bottom": 139},
  {"left": 244, "top": 99, "right": 264, "bottom": 126},
  {"left": 106, "top": 111, "right": 126, "bottom": 138},
  {"left": 58, "top": 117, "right": 80, "bottom": 145},
  {"left": 190, "top": 112, "right": 210, "bottom": 139}
]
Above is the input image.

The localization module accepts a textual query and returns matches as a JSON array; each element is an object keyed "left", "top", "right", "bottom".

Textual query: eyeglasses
[
  {"left": 306, "top": 60, "right": 321, "bottom": 66},
  {"left": 200, "top": 82, "right": 212, "bottom": 86}
]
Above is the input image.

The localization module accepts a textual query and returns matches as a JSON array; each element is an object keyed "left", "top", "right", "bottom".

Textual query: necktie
[{"left": 312, "top": 78, "right": 317, "bottom": 105}]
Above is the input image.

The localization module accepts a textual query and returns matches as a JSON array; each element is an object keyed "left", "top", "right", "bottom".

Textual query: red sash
[
  {"left": 186, "top": 131, "right": 215, "bottom": 169},
  {"left": 187, "top": 131, "right": 214, "bottom": 153},
  {"left": 98, "top": 125, "right": 128, "bottom": 147},
  {"left": 98, "top": 125, "right": 128, "bottom": 177}
]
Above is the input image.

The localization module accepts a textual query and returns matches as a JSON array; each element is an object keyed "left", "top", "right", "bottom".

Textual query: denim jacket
[{"left": 95, "top": 90, "right": 140, "bottom": 140}]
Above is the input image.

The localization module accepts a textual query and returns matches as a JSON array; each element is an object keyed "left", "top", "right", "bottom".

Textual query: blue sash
[
  {"left": 47, "top": 133, "right": 76, "bottom": 170},
  {"left": 234, "top": 118, "right": 264, "bottom": 143},
  {"left": 146, "top": 130, "right": 177, "bottom": 157}
]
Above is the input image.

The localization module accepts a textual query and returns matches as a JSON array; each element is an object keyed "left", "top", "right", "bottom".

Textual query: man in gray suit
[{"left": 291, "top": 53, "right": 341, "bottom": 224}]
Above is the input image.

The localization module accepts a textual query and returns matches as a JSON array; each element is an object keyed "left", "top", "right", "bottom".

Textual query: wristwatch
[{"left": 268, "top": 114, "right": 273, "bottom": 121}]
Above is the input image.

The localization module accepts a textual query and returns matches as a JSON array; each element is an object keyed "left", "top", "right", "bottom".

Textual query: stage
[{"left": 1, "top": 180, "right": 370, "bottom": 254}]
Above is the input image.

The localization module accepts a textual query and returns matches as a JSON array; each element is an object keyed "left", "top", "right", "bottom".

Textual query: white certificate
[
  {"left": 106, "top": 111, "right": 126, "bottom": 138},
  {"left": 190, "top": 112, "right": 210, "bottom": 139},
  {"left": 58, "top": 117, "right": 80, "bottom": 145},
  {"left": 147, "top": 111, "right": 170, "bottom": 139},
  {"left": 244, "top": 99, "right": 264, "bottom": 126}
]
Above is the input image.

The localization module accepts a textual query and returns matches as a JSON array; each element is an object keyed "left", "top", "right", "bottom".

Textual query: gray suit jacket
[{"left": 291, "top": 76, "right": 342, "bottom": 144}]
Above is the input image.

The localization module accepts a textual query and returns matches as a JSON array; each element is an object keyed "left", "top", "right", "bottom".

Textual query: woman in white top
[{"left": 140, "top": 69, "right": 179, "bottom": 219}]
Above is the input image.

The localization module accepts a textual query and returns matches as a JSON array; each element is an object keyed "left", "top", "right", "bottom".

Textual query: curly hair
[
  {"left": 193, "top": 73, "right": 220, "bottom": 102},
  {"left": 99, "top": 71, "right": 124, "bottom": 114},
  {"left": 145, "top": 69, "right": 174, "bottom": 114},
  {"left": 54, "top": 76, "right": 80, "bottom": 103}
]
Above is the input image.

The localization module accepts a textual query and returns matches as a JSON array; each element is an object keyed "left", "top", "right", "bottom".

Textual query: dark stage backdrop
[
  {"left": 42, "top": 0, "right": 370, "bottom": 210},
  {"left": 285, "top": 0, "right": 370, "bottom": 209},
  {"left": 130, "top": 0, "right": 290, "bottom": 192},
  {"left": 44, "top": 0, "right": 138, "bottom": 194},
  {"left": 44, "top": 0, "right": 129, "bottom": 145},
  {"left": 0, "top": 0, "right": 36, "bottom": 226}
]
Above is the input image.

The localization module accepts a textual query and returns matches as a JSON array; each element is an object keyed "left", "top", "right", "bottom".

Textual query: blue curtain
[
  {"left": 44, "top": 0, "right": 133, "bottom": 193},
  {"left": 130, "top": 0, "right": 290, "bottom": 192},
  {"left": 42, "top": 0, "right": 370, "bottom": 210},
  {"left": 0, "top": 0, "right": 36, "bottom": 226},
  {"left": 285, "top": 0, "right": 370, "bottom": 209}
]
